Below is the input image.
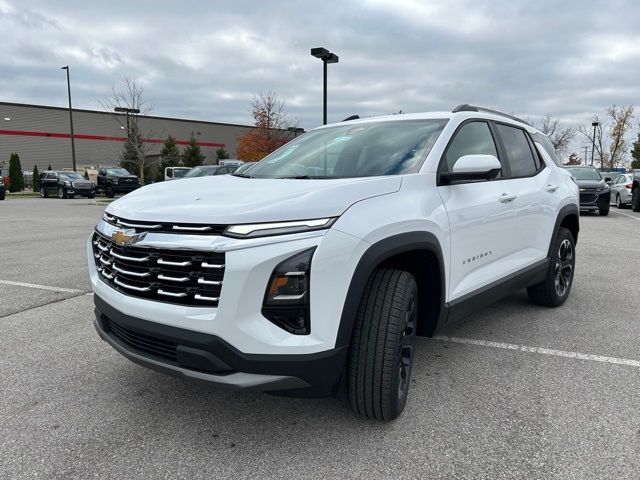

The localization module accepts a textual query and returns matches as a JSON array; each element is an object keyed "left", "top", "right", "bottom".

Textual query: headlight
[
  {"left": 112, "top": 178, "right": 119, "bottom": 184},
  {"left": 224, "top": 218, "right": 336, "bottom": 238},
  {"left": 262, "top": 248, "right": 315, "bottom": 335},
  {"left": 64, "top": 180, "right": 71, "bottom": 187}
]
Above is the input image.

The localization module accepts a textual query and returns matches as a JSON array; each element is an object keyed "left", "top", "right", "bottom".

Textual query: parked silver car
[{"left": 609, "top": 173, "right": 633, "bottom": 208}]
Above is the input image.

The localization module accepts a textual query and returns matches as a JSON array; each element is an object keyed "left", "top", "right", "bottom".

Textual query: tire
[
  {"left": 598, "top": 198, "right": 610, "bottom": 216},
  {"left": 58, "top": 187, "right": 67, "bottom": 199},
  {"left": 105, "top": 186, "right": 115, "bottom": 198},
  {"left": 633, "top": 188, "right": 640, "bottom": 212},
  {"left": 68, "top": 194, "right": 75, "bottom": 199},
  {"left": 527, "top": 227, "right": 575, "bottom": 307},
  {"left": 0, "top": 190, "right": 4, "bottom": 201},
  {"left": 88, "top": 194, "right": 95, "bottom": 199},
  {"left": 616, "top": 194, "right": 623, "bottom": 209},
  {"left": 347, "top": 268, "right": 418, "bottom": 421},
  {"left": 40, "top": 187, "right": 48, "bottom": 198}
]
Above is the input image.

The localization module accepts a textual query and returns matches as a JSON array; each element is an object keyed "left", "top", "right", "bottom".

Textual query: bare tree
[
  {"left": 101, "top": 77, "right": 156, "bottom": 184},
  {"left": 530, "top": 115, "right": 575, "bottom": 156},
  {"left": 578, "top": 105, "right": 634, "bottom": 169},
  {"left": 606, "top": 105, "right": 634, "bottom": 169}
]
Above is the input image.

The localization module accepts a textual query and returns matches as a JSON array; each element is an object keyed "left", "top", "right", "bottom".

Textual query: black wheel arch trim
[
  {"left": 334, "top": 231, "right": 446, "bottom": 348},
  {"left": 548, "top": 204, "right": 579, "bottom": 258}
]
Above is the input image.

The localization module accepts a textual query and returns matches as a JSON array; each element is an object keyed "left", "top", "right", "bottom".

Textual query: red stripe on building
[{"left": 0, "top": 129, "right": 225, "bottom": 148}]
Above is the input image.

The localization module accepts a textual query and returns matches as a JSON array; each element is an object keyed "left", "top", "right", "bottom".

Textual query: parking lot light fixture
[
  {"left": 114, "top": 106, "right": 141, "bottom": 140},
  {"left": 311, "top": 47, "right": 339, "bottom": 125},
  {"left": 287, "top": 127, "right": 305, "bottom": 138},
  {"left": 591, "top": 121, "right": 599, "bottom": 167},
  {"left": 61, "top": 66, "right": 77, "bottom": 172}
]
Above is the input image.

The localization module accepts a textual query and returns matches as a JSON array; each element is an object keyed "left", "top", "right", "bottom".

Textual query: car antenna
[{"left": 342, "top": 115, "right": 359, "bottom": 122}]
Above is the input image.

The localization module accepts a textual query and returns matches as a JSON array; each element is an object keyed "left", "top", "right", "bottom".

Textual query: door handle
[
  {"left": 545, "top": 184, "right": 559, "bottom": 192},
  {"left": 499, "top": 193, "right": 517, "bottom": 203}
]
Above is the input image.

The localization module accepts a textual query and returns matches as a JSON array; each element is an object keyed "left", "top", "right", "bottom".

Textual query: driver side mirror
[
  {"left": 440, "top": 154, "right": 502, "bottom": 184},
  {"left": 604, "top": 177, "right": 612, "bottom": 184}
]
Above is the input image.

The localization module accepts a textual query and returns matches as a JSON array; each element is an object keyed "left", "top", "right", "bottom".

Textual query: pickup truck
[{"left": 96, "top": 167, "right": 140, "bottom": 198}]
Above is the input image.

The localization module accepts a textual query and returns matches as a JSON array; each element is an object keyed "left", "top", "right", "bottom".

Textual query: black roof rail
[
  {"left": 452, "top": 104, "right": 531, "bottom": 126},
  {"left": 342, "top": 115, "right": 360, "bottom": 122}
]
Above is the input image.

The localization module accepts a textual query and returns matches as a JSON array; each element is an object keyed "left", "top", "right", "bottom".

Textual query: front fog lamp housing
[
  {"left": 262, "top": 248, "right": 315, "bottom": 335},
  {"left": 224, "top": 218, "right": 336, "bottom": 238}
]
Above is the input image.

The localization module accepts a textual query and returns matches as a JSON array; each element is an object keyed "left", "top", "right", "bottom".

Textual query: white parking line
[
  {"left": 0, "top": 279, "right": 84, "bottom": 294},
  {"left": 432, "top": 335, "right": 640, "bottom": 368},
  {"left": 611, "top": 210, "right": 640, "bottom": 222}
]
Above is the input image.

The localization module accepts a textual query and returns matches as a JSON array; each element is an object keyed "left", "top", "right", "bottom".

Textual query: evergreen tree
[
  {"left": 181, "top": 133, "right": 205, "bottom": 167},
  {"left": 32, "top": 165, "right": 39, "bottom": 192},
  {"left": 215, "top": 147, "right": 230, "bottom": 163},
  {"left": 8, "top": 153, "right": 24, "bottom": 192},
  {"left": 631, "top": 133, "right": 640, "bottom": 170},
  {"left": 47, "top": 164, "right": 52, "bottom": 171},
  {"left": 84, "top": 169, "right": 89, "bottom": 180},
  {"left": 119, "top": 127, "right": 151, "bottom": 182},
  {"left": 156, "top": 135, "right": 182, "bottom": 181}
]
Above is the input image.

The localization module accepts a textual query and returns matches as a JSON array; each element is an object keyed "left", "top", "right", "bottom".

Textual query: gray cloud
[{"left": 1, "top": 0, "right": 639, "bottom": 156}]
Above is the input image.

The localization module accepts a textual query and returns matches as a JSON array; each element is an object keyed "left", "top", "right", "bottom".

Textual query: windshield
[
  {"left": 565, "top": 167, "right": 602, "bottom": 181},
  {"left": 245, "top": 119, "right": 448, "bottom": 179},
  {"left": 184, "top": 166, "right": 217, "bottom": 178},
  {"left": 233, "top": 162, "right": 256, "bottom": 174},
  {"left": 59, "top": 172, "right": 84, "bottom": 180},
  {"left": 106, "top": 168, "right": 130, "bottom": 176},
  {"left": 173, "top": 168, "right": 191, "bottom": 178}
]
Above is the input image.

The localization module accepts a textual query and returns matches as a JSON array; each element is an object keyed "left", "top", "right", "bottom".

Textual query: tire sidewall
[{"left": 548, "top": 228, "right": 576, "bottom": 305}]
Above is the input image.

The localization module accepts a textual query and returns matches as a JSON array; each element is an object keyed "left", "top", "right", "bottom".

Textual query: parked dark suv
[
  {"left": 39, "top": 171, "right": 95, "bottom": 199},
  {"left": 564, "top": 166, "right": 611, "bottom": 216},
  {"left": 0, "top": 182, "right": 5, "bottom": 200},
  {"left": 96, "top": 167, "right": 140, "bottom": 198}
]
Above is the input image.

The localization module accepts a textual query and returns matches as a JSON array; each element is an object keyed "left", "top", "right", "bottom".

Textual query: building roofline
[{"left": 0, "top": 100, "right": 255, "bottom": 129}]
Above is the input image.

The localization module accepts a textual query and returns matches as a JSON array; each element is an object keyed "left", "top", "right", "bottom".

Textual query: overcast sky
[{"left": 1, "top": 0, "right": 639, "bottom": 152}]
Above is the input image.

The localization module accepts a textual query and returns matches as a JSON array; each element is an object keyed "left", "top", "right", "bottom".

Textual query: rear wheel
[
  {"left": 347, "top": 268, "right": 418, "bottom": 421},
  {"left": 616, "top": 194, "right": 624, "bottom": 209},
  {"left": 527, "top": 227, "right": 575, "bottom": 307},
  {"left": 632, "top": 188, "right": 640, "bottom": 212},
  {"left": 40, "top": 187, "right": 48, "bottom": 198}
]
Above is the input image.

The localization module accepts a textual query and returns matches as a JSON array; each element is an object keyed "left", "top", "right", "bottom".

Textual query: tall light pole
[
  {"left": 311, "top": 47, "right": 339, "bottom": 125},
  {"left": 61, "top": 66, "right": 77, "bottom": 172},
  {"left": 591, "top": 121, "right": 599, "bottom": 167}
]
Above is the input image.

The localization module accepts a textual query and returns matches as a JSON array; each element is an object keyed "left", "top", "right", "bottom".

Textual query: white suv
[{"left": 88, "top": 104, "right": 579, "bottom": 420}]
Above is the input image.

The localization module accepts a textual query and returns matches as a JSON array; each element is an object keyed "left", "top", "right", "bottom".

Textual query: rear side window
[
  {"left": 495, "top": 124, "right": 538, "bottom": 177},
  {"left": 443, "top": 121, "right": 499, "bottom": 173}
]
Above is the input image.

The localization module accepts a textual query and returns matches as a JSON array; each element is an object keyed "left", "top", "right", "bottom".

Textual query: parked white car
[
  {"left": 164, "top": 166, "right": 191, "bottom": 181},
  {"left": 609, "top": 173, "right": 633, "bottom": 208},
  {"left": 88, "top": 105, "right": 579, "bottom": 420}
]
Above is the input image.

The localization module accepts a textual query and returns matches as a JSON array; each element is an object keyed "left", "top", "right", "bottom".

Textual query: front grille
[
  {"left": 104, "top": 317, "right": 177, "bottom": 361},
  {"left": 92, "top": 232, "right": 224, "bottom": 307},
  {"left": 72, "top": 181, "right": 91, "bottom": 189},
  {"left": 103, "top": 213, "right": 227, "bottom": 236},
  {"left": 580, "top": 193, "right": 598, "bottom": 204}
]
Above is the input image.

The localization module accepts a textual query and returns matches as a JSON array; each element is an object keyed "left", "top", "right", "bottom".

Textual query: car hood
[
  {"left": 574, "top": 179, "right": 606, "bottom": 189},
  {"left": 106, "top": 175, "right": 402, "bottom": 224}
]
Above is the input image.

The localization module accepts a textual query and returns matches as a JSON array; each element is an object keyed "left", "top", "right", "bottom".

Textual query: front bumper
[
  {"left": 94, "top": 295, "right": 347, "bottom": 395},
  {"left": 579, "top": 190, "right": 609, "bottom": 210},
  {"left": 68, "top": 188, "right": 95, "bottom": 197},
  {"left": 110, "top": 184, "right": 139, "bottom": 194}
]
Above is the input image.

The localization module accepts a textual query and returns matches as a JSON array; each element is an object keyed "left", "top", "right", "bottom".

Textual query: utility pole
[
  {"left": 310, "top": 47, "right": 339, "bottom": 125},
  {"left": 591, "top": 121, "right": 599, "bottom": 167},
  {"left": 61, "top": 66, "right": 77, "bottom": 172},
  {"left": 583, "top": 146, "right": 589, "bottom": 165}
]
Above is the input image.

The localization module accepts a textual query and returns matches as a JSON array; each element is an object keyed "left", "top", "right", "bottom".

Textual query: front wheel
[
  {"left": 347, "top": 268, "right": 418, "bottom": 421},
  {"left": 632, "top": 189, "right": 640, "bottom": 212},
  {"left": 58, "top": 187, "right": 67, "bottom": 199},
  {"left": 105, "top": 186, "right": 115, "bottom": 198},
  {"left": 527, "top": 227, "right": 575, "bottom": 307},
  {"left": 599, "top": 199, "right": 610, "bottom": 216}
]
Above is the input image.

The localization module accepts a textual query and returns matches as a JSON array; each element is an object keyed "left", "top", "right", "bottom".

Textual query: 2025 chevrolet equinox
[{"left": 88, "top": 104, "right": 579, "bottom": 420}]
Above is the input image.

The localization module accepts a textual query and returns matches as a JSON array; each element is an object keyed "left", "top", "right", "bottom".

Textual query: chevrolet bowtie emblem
[
  {"left": 579, "top": 188, "right": 585, "bottom": 192},
  {"left": 111, "top": 228, "right": 140, "bottom": 246}
]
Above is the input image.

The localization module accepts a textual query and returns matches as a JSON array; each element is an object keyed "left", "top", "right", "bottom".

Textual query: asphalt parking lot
[{"left": 2, "top": 197, "right": 640, "bottom": 479}]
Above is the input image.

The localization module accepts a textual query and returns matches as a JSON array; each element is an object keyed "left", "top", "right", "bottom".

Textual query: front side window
[
  {"left": 496, "top": 124, "right": 538, "bottom": 177},
  {"left": 246, "top": 119, "right": 448, "bottom": 179},
  {"left": 443, "top": 121, "right": 499, "bottom": 174}
]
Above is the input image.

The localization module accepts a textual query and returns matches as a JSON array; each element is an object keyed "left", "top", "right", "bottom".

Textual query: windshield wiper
[
  {"left": 231, "top": 173, "right": 252, "bottom": 178},
  {"left": 278, "top": 175, "right": 325, "bottom": 179}
]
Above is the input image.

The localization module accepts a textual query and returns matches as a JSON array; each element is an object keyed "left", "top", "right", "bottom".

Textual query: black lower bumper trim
[{"left": 94, "top": 295, "right": 347, "bottom": 395}]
